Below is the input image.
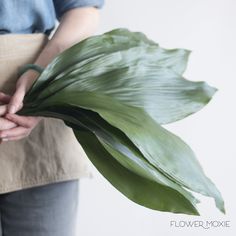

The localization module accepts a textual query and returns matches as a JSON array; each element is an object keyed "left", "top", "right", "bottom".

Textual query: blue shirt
[{"left": 0, "top": 0, "right": 104, "bottom": 36}]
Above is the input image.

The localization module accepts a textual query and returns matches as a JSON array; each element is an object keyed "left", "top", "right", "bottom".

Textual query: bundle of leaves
[{"left": 17, "top": 28, "right": 224, "bottom": 215}]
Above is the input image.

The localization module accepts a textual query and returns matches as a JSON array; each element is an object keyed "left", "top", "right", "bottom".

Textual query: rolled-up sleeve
[{"left": 53, "top": 0, "right": 105, "bottom": 21}]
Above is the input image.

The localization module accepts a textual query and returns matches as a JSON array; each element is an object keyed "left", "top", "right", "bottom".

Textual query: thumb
[
  {"left": 7, "top": 86, "right": 25, "bottom": 114},
  {"left": 0, "top": 92, "right": 11, "bottom": 104}
]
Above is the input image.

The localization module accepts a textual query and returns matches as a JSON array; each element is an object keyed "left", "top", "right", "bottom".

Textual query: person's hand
[
  {"left": 7, "top": 70, "right": 37, "bottom": 114},
  {"left": 0, "top": 93, "right": 18, "bottom": 132},
  {"left": 0, "top": 71, "right": 43, "bottom": 142},
  {"left": 0, "top": 92, "right": 18, "bottom": 144},
  {"left": 0, "top": 112, "right": 42, "bottom": 142},
  {"left": 0, "top": 92, "right": 17, "bottom": 130}
]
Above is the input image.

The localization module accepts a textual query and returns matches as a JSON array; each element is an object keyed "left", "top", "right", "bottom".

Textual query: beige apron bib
[{"left": 0, "top": 33, "right": 92, "bottom": 194}]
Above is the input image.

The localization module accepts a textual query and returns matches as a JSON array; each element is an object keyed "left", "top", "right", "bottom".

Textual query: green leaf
[
  {"left": 37, "top": 105, "right": 200, "bottom": 206},
  {"left": 74, "top": 129, "right": 200, "bottom": 215},
  {"left": 24, "top": 28, "right": 215, "bottom": 124},
  {"left": 21, "top": 106, "right": 199, "bottom": 215},
  {"left": 20, "top": 90, "right": 225, "bottom": 213},
  {"left": 17, "top": 28, "right": 224, "bottom": 215}
]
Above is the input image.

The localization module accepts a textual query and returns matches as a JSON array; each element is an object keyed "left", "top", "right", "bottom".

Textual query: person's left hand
[
  {"left": 0, "top": 112, "right": 42, "bottom": 142},
  {"left": 0, "top": 71, "right": 43, "bottom": 142}
]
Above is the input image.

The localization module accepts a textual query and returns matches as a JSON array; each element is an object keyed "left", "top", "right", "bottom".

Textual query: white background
[{"left": 74, "top": 0, "right": 236, "bottom": 235}]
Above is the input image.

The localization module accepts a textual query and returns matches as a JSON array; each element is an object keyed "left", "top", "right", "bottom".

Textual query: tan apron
[{"left": 0, "top": 33, "right": 92, "bottom": 194}]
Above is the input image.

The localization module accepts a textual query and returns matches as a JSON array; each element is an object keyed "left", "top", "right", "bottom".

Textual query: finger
[
  {"left": 1, "top": 134, "right": 27, "bottom": 142},
  {"left": 0, "top": 126, "right": 29, "bottom": 139},
  {"left": 5, "top": 113, "right": 36, "bottom": 128},
  {"left": 7, "top": 87, "right": 25, "bottom": 114},
  {"left": 0, "top": 104, "right": 21, "bottom": 117},
  {"left": 0, "top": 117, "right": 17, "bottom": 130},
  {"left": 0, "top": 105, "right": 8, "bottom": 116},
  {"left": 0, "top": 92, "right": 11, "bottom": 104}
]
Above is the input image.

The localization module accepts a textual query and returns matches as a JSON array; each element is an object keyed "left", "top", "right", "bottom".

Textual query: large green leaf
[
  {"left": 17, "top": 28, "right": 224, "bottom": 214},
  {"left": 74, "top": 129, "right": 200, "bottom": 215},
  {"left": 32, "top": 105, "right": 199, "bottom": 207},
  {"left": 19, "top": 106, "right": 200, "bottom": 215},
  {"left": 19, "top": 90, "right": 225, "bottom": 213},
  {"left": 25, "top": 28, "right": 188, "bottom": 93},
  {"left": 24, "top": 28, "right": 215, "bottom": 124},
  {"left": 31, "top": 50, "right": 215, "bottom": 125}
]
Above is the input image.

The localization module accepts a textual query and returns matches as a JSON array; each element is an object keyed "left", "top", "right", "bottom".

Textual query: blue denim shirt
[{"left": 0, "top": 0, "right": 104, "bottom": 36}]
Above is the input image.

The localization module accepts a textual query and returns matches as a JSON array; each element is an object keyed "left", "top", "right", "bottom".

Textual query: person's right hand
[{"left": 0, "top": 92, "right": 18, "bottom": 139}]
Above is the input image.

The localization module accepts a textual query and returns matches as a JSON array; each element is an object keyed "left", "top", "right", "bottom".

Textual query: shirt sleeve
[{"left": 53, "top": 0, "right": 105, "bottom": 21}]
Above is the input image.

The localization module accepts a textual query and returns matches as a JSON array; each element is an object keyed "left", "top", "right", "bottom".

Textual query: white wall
[{"left": 77, "top": 1, "right": 236, "bottom": 235}]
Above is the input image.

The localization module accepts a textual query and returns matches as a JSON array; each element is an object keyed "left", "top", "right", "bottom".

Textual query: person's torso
[
  {"left": 0, "top": 0, "right": 105, "bottom": 36},
  {"left": 0, "top": 33, "right": 92, "bottom": 194},
  {"left": 0, "top": 0, "right": 57, "bottom": 36}
]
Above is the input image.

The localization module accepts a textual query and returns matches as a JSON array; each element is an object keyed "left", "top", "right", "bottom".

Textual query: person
[{"left": 0, "top": 0, "right": 104, "bottom": 235}]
